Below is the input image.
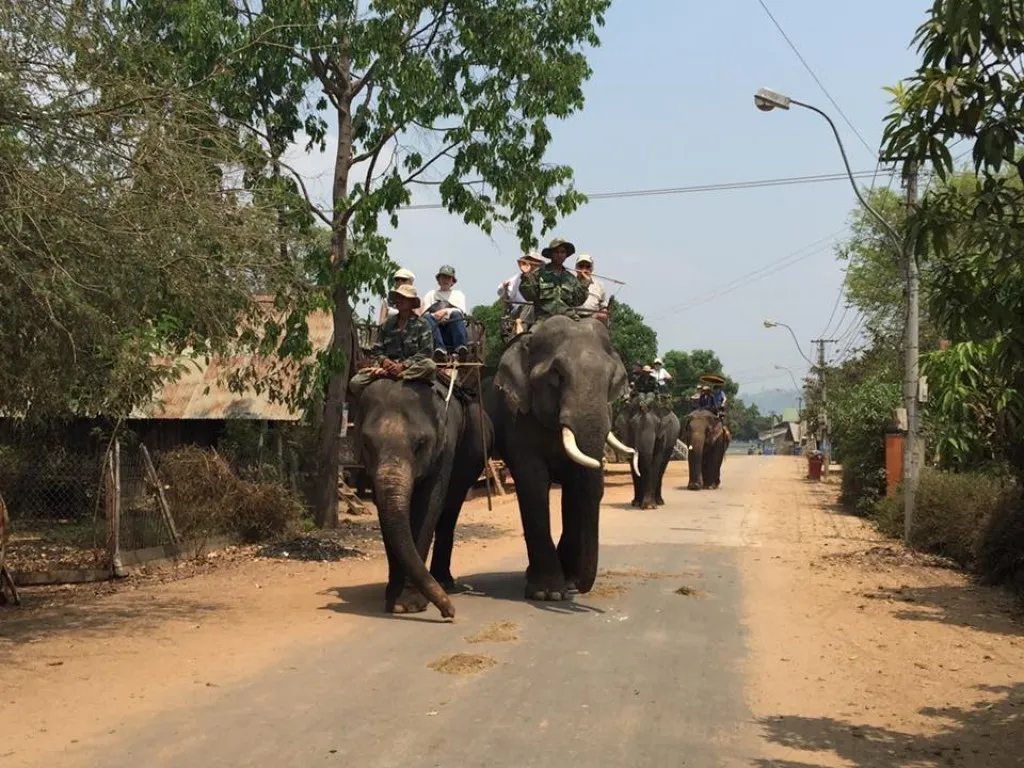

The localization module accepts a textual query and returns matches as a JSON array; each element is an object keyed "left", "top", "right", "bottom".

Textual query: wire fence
[{"left": 0, "top": 440, "right": 184, "bottom": 578}]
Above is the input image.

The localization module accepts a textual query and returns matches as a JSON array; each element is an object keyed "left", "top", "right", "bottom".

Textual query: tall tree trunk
[{"left": 314, "top": 58, "right": 355, "bottom": 529}]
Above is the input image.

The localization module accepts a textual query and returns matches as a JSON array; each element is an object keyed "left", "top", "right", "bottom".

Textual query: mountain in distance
[{"left": 741, "top": 387, "right": 802, "bottom": 416}]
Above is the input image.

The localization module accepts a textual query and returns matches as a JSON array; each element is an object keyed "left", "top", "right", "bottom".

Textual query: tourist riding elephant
[
  {"left": 354, "top": 375, "right": 492, "bottom": 618},
  {"left": 488, "top": 315, "right": 635, "bottom": 600},
  {"left": 682, "top": 409, "right": 730, "bottom": 490},
  {"left": 614, "top": 400, "right": 681, "bottom": 509}
]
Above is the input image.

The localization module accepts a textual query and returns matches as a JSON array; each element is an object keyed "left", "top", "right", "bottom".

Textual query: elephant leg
[
  {"left": 510, "top": 456, "right": 565, "bottom": 601},
  {"left": 557, "top": 486, "right": 582, "bottom": 591},
  {"left": 390, "top": 478, "right": 438, "bottom": 615},
  {"left": 655, "top": 440, "right": 671, "bottom": 505},
  {"left": 429, "top": 456, "right": 479, "bottom": 592}
]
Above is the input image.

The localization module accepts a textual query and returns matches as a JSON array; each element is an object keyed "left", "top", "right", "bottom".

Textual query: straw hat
[{"left": 388, "top": 283, "right": 421, "bottom": 309}]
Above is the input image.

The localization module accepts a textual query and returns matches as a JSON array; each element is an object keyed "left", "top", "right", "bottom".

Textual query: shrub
[
  {"left": 975, "top": 487, "right": 1024, "bottom": 596},
  {"left": 873, "top": 468, "right": 1024, "bottom": 594},
  {"left": 158, "top": 446, "right": 305, "bottom": 545}
]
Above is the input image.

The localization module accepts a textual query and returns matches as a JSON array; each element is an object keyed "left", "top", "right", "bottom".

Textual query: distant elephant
[
  {"left": 489, "top": 315, "right": 633, "bottom": 600},
  {"left": 615, "top": 400, "right": 681, "bottom": 509},
  {"left": 354, "top": 375, "right": 493, "bottom": 618},
  {"left": 682, "top": 409, "right": 730, "bottom": 490}
]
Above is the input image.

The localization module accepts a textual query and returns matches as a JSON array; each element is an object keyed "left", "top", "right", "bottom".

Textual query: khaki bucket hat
[
  {"left": 388, "top": 283, "right": 422, "bottom": 309},
  {"left": 393, "top": 267, "right": 415, "bottom": 281},
  {"left": 519, "top": 252, "right": 544, "bottom": 266}
]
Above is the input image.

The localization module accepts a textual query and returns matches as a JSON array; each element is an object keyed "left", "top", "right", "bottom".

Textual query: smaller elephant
[
  {"left": 682, "top": 409, "right": 730, "bottom": 490},
  {"left": 614, "top": 401, "right": 680, "bottom": 509}
]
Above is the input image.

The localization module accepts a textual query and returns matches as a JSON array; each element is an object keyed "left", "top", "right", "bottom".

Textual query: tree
[
  {"left": 881, "top": 0, "right": 1024, "bottom": 475},
  {"left": 469, "top": 301, "right": 505, "bottom": 369},
  {"left": 610, "top": 302, "right": 657, "bottom": 368},
  {"left": 128, "top": 0, "right": 611, "bottom": 526},
  {"left": 0, "top": 1, "right": 292, "bottom": 422}
]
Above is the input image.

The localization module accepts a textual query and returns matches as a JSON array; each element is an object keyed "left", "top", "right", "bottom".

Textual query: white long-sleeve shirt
[
  {"left": 497, "top": 273, "right": 526, "bottom": 304},
  {"left": 420, "top": 287, "right": 467, "bottom": 315}
]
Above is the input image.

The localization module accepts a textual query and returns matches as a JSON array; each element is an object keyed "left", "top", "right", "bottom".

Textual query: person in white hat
[
  {"left": 497, "top": 252, "right": 544, "bottom": 339},
  {"left": 574, "top": 254, "right": 608, "bottom": 320},
  {"left": 651, "top": 357, "right": 672, "bottom": 393},
  {"left": 377, "top": 267, "right": 416, "bottom": 324}
]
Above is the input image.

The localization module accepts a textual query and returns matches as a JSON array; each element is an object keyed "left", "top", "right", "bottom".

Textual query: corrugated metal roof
[{"left": 130, "top": 298, "right": 335, "bottom": 421}]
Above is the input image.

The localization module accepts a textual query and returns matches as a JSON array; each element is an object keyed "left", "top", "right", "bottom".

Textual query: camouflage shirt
[
  {"left": 520, "top": 264, "right": 590, "bottom": 320},
  {"left": 633, "top": 373, "right": 658, "bottom": 394},
  {"left": 374, "top": 314, "right": 433, "bottom": 362}
]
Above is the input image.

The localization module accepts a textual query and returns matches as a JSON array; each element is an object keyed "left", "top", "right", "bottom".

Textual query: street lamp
[
  {"left": 774, "top": 364, "right": 801, "bottom": 394},
  {"left": 753, "top": 88, "right": 902, "bottom": 250},
  {"left": 755, "top": 87, "right": 918, "bottom": 544},
  {"left": 762, "top": 318, "right": 815, "bottom": 367}
]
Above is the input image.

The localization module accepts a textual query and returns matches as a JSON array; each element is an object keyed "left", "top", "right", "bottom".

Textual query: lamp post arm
[
  {"left": 791, "top": 98, "right": 904, "bottom": 250},
  {"left": 778, "top": 322, "right": 816, "bottom": 367}
]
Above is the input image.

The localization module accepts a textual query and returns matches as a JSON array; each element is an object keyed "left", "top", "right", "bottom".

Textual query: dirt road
[{"left": 2, "top": 457, "right": 1022, "bottom": 767}]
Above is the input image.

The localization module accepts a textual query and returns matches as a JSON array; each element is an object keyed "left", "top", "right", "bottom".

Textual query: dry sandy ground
[
  {"left": 2, "top": 459, "right": 1022, "bottom": 767},
  {"left": 742, "top": 460, "right": 1024, "bottom": 767}
]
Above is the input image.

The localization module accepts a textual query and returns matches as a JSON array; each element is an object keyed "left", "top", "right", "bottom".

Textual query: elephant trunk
[
  {"left": 576, "top": 493, "right": 601, "bottom": 593},
  {"left": 635, "top": 423, "right": 658, "bottom": 507},
  {"left": 375, "top": 463, "right": 455, "bottom": 618},
  {"left": 687, "top": 428, "right": 706, "bottom": 490}
]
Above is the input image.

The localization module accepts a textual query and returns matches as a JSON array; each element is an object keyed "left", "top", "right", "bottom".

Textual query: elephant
[
  {"left": 614, "top": 400, "right": 681, "bottom": 509},
  {"left": 353, "top": 374, "right": 492, "bottom": 618},
  {"left": 682, "top": 408, "right": 731, "bottom": 490},
  {"left": 488, "top": 314, "right": 634, "bottom": 601}
]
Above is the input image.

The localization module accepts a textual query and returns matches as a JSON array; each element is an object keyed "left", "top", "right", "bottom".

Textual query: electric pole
[
  {"left": 811, "top": 338, "right": 837, "bottom": 477},
  {"left": 903, "top": 160, "right": 920, "bottom": 544}
]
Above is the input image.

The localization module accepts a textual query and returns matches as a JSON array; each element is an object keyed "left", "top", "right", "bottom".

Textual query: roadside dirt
[{"left": 742, "top": 458, "right": 1024, "bottom": 767}]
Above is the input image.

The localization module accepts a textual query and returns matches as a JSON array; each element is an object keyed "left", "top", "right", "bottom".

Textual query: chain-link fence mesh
[{"left": 0, "top": 442, "right": 110, "bottom": 573}]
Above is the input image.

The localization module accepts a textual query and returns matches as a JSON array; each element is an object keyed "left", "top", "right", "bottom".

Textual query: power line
[
  {"left": 400, "top": 169, "right": 890, "bottom": 211},
  {"left": 755, "top": 0, "right": 876, "bottom": 159},
  {"left": 819, "top": 282, "right": 846, "bottom": 338},
  {"left": 648, "top": 230, "right": 844, "bottom": 322}
]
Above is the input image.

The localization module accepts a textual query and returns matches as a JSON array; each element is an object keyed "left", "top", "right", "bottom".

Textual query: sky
[{"left": 284, "top": 0, "right": 932, "bottom": 397}]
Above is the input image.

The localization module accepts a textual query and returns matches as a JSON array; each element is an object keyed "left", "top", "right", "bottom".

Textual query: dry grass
[
  {"left": 427, "top": 652, "right": 497, "bottom": 675},
  {"left": 587, "top": 582, "right": 629, "bottom": 599}
]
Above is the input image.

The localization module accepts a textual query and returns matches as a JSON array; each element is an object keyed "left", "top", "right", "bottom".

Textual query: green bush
[{"left": 873, "top": 468, "right": 1024, "bottom": 593}]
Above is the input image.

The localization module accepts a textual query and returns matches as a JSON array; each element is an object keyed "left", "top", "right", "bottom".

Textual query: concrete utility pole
[
  {"left": 902, "top": 160, "right": 920, "bottom": 544},
  {"left": 811, "top": 338, "right": 837, "bottom": 476}
]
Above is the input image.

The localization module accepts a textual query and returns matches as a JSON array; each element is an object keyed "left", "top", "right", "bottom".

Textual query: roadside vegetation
[{"left": 824, "top": 0, "right": 1024, "bottom": 596}]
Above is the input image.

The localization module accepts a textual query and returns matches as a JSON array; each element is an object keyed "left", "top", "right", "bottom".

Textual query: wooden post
[
  {"left": 140, "top": 443, "right": 180, "bottom": 546},
  {"left": 0, "top": 490, "right": 20, "bottom": 606},
  {"left": 109, "top": 441, "right": 125, "bottom": 576}
]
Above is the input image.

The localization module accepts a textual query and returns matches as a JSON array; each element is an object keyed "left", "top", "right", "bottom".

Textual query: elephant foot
[
  {"left": 630, "top": 498, "right": 641, "bottom": 508},
  {"left": 641, "top": 500, "right": 657, "bottom": 510},
  {"left": 564, "top": 578, "right": 579, "bottom": 593},
  {"left": 655, "top": 496, "right": 666, "bottom": 506},
  {"left": 525, "top": 568, "right": 569, "bottom": 602},
  {"left": 687, "top": 482, "right": 703, "bottom": 491},
  {"left": 390, "top": 587, "right": 429, "bottom": 615}
]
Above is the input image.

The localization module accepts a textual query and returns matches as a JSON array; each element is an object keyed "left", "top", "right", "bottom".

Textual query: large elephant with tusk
[{"left": 488, "top": 315, "right": 633, "bottom": 601}]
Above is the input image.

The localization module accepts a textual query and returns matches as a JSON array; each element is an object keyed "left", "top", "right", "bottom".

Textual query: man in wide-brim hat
[
  {"left": 521, "top": 238, "right": 589, "bottom": 321},
  {"left": 497, "top": 252, "right": 545, "bottom": 340},
  {"left": 351, "top": 283, "right": 436, "bottom": 398}
]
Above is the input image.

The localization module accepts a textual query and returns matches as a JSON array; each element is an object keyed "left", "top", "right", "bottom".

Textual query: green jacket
[
  {"left": 374, "top": 314, "right": 433, "bottom": 362},
  {"left": 520, "top": 264, "right": 590, "bottom": 320}
]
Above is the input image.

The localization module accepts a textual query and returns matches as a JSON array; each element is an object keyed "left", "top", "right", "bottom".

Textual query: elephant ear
[{"left": 493, "top": 336, "right": 533, "bottom": 415}]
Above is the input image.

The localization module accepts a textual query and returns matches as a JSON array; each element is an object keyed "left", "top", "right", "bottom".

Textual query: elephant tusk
[
  {"left": 631, "top": 450, "right": 641, "bottom": 477},
  {"left": 605, "top": 432, "right": 634, "bottom": 456},
  {"left": 561, "top": 426, "right": 602, "bottom": 470}
]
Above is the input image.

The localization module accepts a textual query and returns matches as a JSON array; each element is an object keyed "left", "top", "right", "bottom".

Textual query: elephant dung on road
[
  {"left": 614, "top": 400, "right": 681, "bottom": 509},
  {"left": 489, "top": 315, "right": 633, "bottom": 601},
  {"left": 682, "top": 409, "right": 730, "bottom": 490},
  {"left": 353, "top": 375, "right": 492, "bottom": 618}
]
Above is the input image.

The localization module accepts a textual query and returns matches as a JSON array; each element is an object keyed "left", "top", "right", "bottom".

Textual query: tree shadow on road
[
  {"left": 753, "top": 682, "right": 1024, "bottom": 767},
  {"left": 0, "top": 593, "right": 221, "bottom": 646},
  {"left": 859, "top": 582, "right": 1024, "bottom": 639}
]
